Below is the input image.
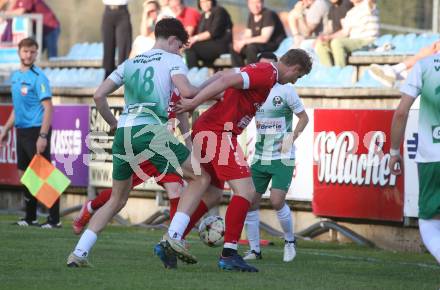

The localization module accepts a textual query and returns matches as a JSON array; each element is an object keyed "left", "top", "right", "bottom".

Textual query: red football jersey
[
  {"left": 168, "top": 89, "right": 181, "bottom": 120},
  {"left": 167, "top": 89, "right": 181, "bottom": 131},
  {"left": 193, "top": 62, "right": 278, "bottom": 135}
]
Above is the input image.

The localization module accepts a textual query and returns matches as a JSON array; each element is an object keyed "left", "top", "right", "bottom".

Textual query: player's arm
[
  {"left": 0, "top": 109, "right": 15, "bottom": 146},
  {"left": 171, "top": 74, "right": 199, "bottom": 99},
  {"left": 389, "top": 94, "right": 415, "bottom": 175},
  {"left": 175, "top": 70, "right": 243, "bottom": 113},
  {"left": 292, "top": 110, "right": 309, "bottom": 142},
  {"left": 281, "top": 110, "right": 309, "bottom": 153},
  {"left": 176, "top": 112, "right": 192, "bottom": 148},
  {"left": 389, "top": 61, "right": 421, "bottom": 175},
  {"left": 93, "top": 78, "right": 120, "bottom": 131}
]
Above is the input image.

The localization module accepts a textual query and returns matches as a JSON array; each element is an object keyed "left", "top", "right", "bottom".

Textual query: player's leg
[
  {"left": 67, "top": 177, "right": 132, "bottom": 267},
  {"left": 244, "top": 159, "right": 271, "bottom": 260},
  {"left": 155, "top": 130, "right": 212, "bottom": 264},
  {"left": 181, "top": 185, "right": 223, "bottom": 239},
  {"left": 72, "top": 161, "right": 154, "bottom": 234},
  {"left": 417, "top": 162, "right": 440, "bottom": 264},
  {"left": 154, "top": 179, "right": 183, "bottom": 269},
  {"left": 243, "top": 194, "right": 263, "bottom": 260},
  {"left": 67, "top": 125, "right": 138, "bottom": 267},
  {"left": 419, "top": 218, "right": 440, "bottom": 264},
  {"left": 218, "top": 177, "right": 258, "bottom": 272},
  {"left": 269, "top": 159, "right": 296, "bottom": 262}
]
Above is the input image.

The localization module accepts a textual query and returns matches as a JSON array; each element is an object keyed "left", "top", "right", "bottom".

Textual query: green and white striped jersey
[
  {"left": 109, "top": 49, "right": 188, "bottom": 128},
  {"left": 253, "top": 83, "right": 304, "bottom": 161},
  {"left": 400, "top": 53, "right": 440, "bottom": 163}
]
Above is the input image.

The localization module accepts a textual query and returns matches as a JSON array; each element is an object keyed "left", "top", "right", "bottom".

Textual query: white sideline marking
[{"left": 300, "top": 249, "right": 440, "bottom": 270}]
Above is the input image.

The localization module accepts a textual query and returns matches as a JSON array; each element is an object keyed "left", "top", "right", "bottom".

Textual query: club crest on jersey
[
  {"left": 20, "top": 85, "right": 28, "bottom": 96},
  {"left": 253, "top": 102, "right": 262, "bottom": 110},
  {"left": 272, "top": 96, "right": 283, "bottom": 107}
]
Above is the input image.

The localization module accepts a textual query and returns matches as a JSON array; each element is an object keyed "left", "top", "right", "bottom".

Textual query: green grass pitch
[{"left": 0, "top": 215, "right": 439, "bottom": 290}]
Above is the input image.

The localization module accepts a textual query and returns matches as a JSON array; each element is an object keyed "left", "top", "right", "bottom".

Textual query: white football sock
[
  {"left": 419, "top": 219, "right": 440, "bottom": 264},
  {"left": 168, "top": 212, "right": 190, "bottom": 241},
  {"left": 245, "top": 210, "right": 260, "bottom": 253},
  {"left": 73, "top": 229, "right": 97, "bottom": 258},
  {"left": 277, "top": 204, "right": 295, "bottom": 242},
  {"left": 87, "top": 201, "right": 94, "bottom": 214},
  {"left": 223, "top": 242, "right": 238, "bottom": 250}
]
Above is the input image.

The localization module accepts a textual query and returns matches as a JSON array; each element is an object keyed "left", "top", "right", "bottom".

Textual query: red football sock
[
  {"left": 224, "top": 195, "right": 250, "bottom": 244},
  {"left": 90, "top": 189, "right": 112, "bottom": 210},
  {"left": 169, "top": 197, "right": 180, "bottom": 221},
  {"left": 182, "top": 200, "right": 209, "bottom": 239}
]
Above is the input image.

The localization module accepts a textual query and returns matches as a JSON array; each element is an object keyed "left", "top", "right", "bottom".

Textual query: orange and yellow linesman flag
[{"left": 20, "top": 155, "right": 71, "bottom": 208}]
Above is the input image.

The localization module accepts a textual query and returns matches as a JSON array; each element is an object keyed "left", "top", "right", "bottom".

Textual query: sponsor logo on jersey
[
  {"left": 256, "top": 117, "right": 286, "bottom": 133},
  {"left": 20, "top": 85, "right": 28, "bottom": 96},
  {"left": 272, "top": 96, "right": 283, "bottom": 107},
  {"left": 432, "top": 125, "right": 440, "bottom": 143}
]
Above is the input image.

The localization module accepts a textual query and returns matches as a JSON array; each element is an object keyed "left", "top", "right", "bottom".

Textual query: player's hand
[
  {"left": 109, "top": 122, "right": 117, "bottom": 136},
  {"left": 36, "top": 136, "right": 47, "bottom": 154},
  {"left": 389, "top": 155, "right": 402, "bottom": 175},
  {"left": 175, "top": 98, "right": 196, "bottom": 114}
]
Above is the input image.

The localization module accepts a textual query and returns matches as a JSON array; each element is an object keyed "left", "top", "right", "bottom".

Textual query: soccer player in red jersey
[{"left": 162, "top": 49, "right": 312, "bottom": 272}]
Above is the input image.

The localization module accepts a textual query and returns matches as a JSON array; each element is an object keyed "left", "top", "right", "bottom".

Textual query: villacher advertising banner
[{"left": 312, "top": 109, "right": 404, "bottom": 222}]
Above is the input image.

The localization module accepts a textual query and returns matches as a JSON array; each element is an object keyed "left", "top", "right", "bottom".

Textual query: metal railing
[{"left": 0, "top": 13, "right": 43, "bottom": 60}]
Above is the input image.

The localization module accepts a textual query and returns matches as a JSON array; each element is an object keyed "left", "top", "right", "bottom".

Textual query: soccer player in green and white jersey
[
  {"left": 66, "top": 18, "right": 214, "bottom": 267},
  {"left": 243, "top": 52, "right": 309, "bottom": 262},
  {"left": 389, "top": 52, "right": 440, "bottom": 265}
]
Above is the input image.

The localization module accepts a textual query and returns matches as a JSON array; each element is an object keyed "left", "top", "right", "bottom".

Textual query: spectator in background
[
  {"left": 0, "top": 38, "right": 60, "bottom": 228},
  {"left": 158, "top": 0, "right": 174, "bottom": 18},
  {"left": 323, "top": 0, "right": 352, "bottom": 34},
  {"left": 288, "top": 0, "right": 330, "bottom": 48},
  {"left": 315, "top": 0, "right": 379, "bottom": 67},
  {"left": 169, "top": 0, "right": 201, "bottom": 37},
  {"left": 101, "top": 0, "right": 132, "bottom": 78},
  {"left": 129, "top": 0, "right": 160, "bottom": 58},
  {"left": 7, "top": 0, "right": 60, "bottom": 58},
  {"left": 231, "top": 0, "right": 286, "bottom": 67},
  {"left": 185, "top": 0, "right": 232, "bottom": 68},
  {"left": 369, "top": 40, "right": 440, "bottom": 87},
  {"left": 0, "top": 0, "right": 12, "bottom": 42}
]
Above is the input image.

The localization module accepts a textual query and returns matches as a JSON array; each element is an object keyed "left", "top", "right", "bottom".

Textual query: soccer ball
[{"left": 198, "top": 216, "right": 225, "bottom": 247}]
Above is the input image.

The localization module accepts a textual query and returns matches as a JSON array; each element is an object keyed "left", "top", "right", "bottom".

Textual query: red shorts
[
  {"left": 132, "top": 160, "right": 183, "bottom": 188},
  {"left": 192, "top": 130, "right": 251, "bottom": 189}
]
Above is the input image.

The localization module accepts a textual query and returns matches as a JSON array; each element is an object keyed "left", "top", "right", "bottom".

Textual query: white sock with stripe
[
  {"left": 168, "top": 212, "right": 190, "bottom": 241},
  {"left": 73, "top": 229, "right": 97, "bottom": 258},
  {"left": 245, "top": 210, "right": 261, "bottom": 253}
]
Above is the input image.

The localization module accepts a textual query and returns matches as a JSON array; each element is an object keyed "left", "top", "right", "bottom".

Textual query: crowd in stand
[{"left": 2, "top": 0, "right": 440, "bottom": 86}]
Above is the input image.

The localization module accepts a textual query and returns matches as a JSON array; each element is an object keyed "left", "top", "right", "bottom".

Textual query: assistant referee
[{"left": 0, "top": 38, "right": 60, "bottom": 228}]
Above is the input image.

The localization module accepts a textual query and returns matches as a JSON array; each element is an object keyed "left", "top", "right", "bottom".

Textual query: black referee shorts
[{"left": 16, "top": 127, "right": 51, "bottom": 171}]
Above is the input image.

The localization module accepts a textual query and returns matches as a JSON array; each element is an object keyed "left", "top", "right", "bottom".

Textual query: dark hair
[
  {"left": 280, "top": 49, "right": 313, "bottom": 74},
  {"left": 18, "top": 37, "right": 39, "bottom": 49},
  {"left": 197, "top": 0, "right": 216, "bottom": 10},
  {"left": 257, "top": 51, "right": 277, "bottom": 62},
  {"left": 154, "top": 18, "right": 189, "bottom": 45}
]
